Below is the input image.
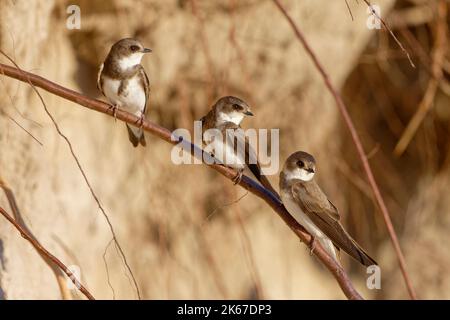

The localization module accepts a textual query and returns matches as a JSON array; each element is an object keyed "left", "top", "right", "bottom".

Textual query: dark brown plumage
[{"left": 280, "top": 151, "right": 377, "bottom": 267}]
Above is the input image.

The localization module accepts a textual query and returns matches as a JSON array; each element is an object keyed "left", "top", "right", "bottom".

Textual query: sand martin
[
  {"left": 97, "top": 38, "right": 151, "bottom": 147},
  {"left": 200, "top": 96, "right": 279, "bottom": 198},
  {"left": 280, "top": 151, "right": 377, "bottom": 266}
]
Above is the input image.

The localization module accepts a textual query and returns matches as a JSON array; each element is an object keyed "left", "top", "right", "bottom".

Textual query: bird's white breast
[
  {"left": 281, "top": 191, "right": 325, "bottom": 239},
  {"left": 102, "top": 75, "right": 146, "bottom": 116}
]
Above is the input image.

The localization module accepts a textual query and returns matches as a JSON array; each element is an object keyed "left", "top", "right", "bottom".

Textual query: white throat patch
[
  {"left": 217, "top": 111, "right": 244, "bottom": 125},
  {"left": 118, "top": 52, "right": 144, "bottom": 70},
  {"left": 285, "top": 168, "right": 315, "bottom": 182}
]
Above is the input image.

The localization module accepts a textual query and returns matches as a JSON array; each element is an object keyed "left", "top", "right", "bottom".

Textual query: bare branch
[{"left": 0, "top": 62, "right": 364, "bottom": 300}]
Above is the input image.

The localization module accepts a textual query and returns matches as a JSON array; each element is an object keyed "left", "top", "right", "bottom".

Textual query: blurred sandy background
[{"left": 0, "top": 0, "right": 449, "bottom": 299}]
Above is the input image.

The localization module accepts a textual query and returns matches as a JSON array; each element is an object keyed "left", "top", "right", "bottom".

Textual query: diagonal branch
[
  {"left": 0, "top": 177, "right": 71, "bottom": 299},
  {"left": 0, "top": 205, "right": 95, "bottom": 300},
  {"left": 0, "top": 62, "right": 363, "bottom": 300},
  {"left": 272, "top": 0, "right": 417, "bottom": 299}
]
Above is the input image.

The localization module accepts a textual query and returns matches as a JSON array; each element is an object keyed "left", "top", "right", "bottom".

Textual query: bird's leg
[
  {"left": 135, "top": 112, "right": 145, "bottom": 130},
  {"left": 232, "top": 169, "right": 244, "bottom": 185},
  {"left": 309, "top": 236, "right": 317, "bottom": 255},
  {"left": 108, "top": 103, "right": 119, "bottom": 122}
]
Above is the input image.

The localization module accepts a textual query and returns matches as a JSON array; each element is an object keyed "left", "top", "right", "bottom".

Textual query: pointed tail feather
[
  {"left": 326, "top": 220, "right": 378, "bottom": 267},
  {"left": 349, "top": 240, "right": 378, "bottom": 267},
  {"left": 338, "top": 235, "right": 377, "bottom": 267},
  {"left": 139, "top": 131, "right": 146, "bottom": 146},
  {"left": 126, "top": 124, "right": 146, "bottom": 147},
  {"left": 332, "top": 240, "right": 376, "bottom": 267}
]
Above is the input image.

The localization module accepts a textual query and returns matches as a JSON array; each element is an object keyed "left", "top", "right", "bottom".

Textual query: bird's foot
[
  {"left": 108, "top": 104, "right": 119, "bottom": 122},
  {"left": 232, "top": 169, "right": 244, "bottom": 185},
  {"left": 309, "top": 236, "right": 317, "bottom": 256}
]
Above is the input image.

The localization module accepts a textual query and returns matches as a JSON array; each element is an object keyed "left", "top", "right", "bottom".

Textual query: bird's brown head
[
  {"left": 107, "top": 38, "right": 151, "bottom": 69},
  {"left": 283, "top": 151, "right": 316, "bottom": 182},
  {"left": 213, "top": 96, "right": 253, "bottom": 125}
]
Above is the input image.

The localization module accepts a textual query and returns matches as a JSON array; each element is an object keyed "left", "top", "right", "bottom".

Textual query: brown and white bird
[
  {"left": 200, "top": 96, "right": 279, "bottom": 198},
  {"left": 97, "top": 38, "right": 151, "bottom": 147},
  {"left": 280, "top": 151, "right": 377, "bottom": 266}
]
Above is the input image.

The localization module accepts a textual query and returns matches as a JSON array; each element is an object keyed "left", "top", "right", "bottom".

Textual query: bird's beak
[
  {"left": 244, "top": 110, "right": 254, "bottom": 116},
  {"left": 142, "top": 48, "right": 152, "bottom": 53}
]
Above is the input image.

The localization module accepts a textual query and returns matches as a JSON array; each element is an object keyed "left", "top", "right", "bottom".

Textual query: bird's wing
[
  {"left": 291, "top": 181, "right": 377, "bottom": 266},
  {"left": 292, "top": 181, "right": 340, "bottom": 220},
  {"left": 97, "top": 63, "right": 105, "bottom": 96},
  {"left": 221, "top": 123, "right": 279, "bottom": 198},
  {"left": 139, "top": 66, "right": 150, "bottom": 115}
]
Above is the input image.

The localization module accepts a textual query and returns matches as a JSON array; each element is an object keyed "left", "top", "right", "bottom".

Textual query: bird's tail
[
  {"left": 338, "top": 233, "right": 378, "bottom": 267},
  {"left": 126, "top": 124, "right": 146, "bottom": 147},
  {"left": 348, "top": 239, "right": 378, "bottom": 267},
  {"left": 327, "top": 221, "right": 378, "bottom": 267}
]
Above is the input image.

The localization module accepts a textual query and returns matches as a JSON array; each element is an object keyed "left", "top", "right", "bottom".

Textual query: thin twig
[
  {"left": 0, "top": 70, "right": 43, "bottom": 146},
  {"left": 272, "top": 0, "right": 417, "bottom": 299},
  {"left": 0, "top": 62, "right": 364, "bottom": 300},
  {"left": 0, "top": 50, "right": 141, "bottom": 299},
  {"left": 363, "top": 0, "right": 415, "bottom": 68},
  {"left": 103, "top": 238, "right": 117, "bottom": 299},
  {"left": 0, "top": 109, "right": 43, "bottom": 146},
  {"left": 0, "top": 205, "right": 95, "bottom": 300},
  {"left": 203, "top": 191, "right": 249, "bottom": 224}
]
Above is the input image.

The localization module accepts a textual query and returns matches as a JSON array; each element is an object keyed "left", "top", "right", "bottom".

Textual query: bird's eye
[
  {"left": 130, "top": 45, "right": 140, "bottom": 52},
  {"left": 232, "top": 103, "right": 243, "bottom": 110},
  {"left": 296, "top": 160, "right": 305, "bottom": 168}
]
